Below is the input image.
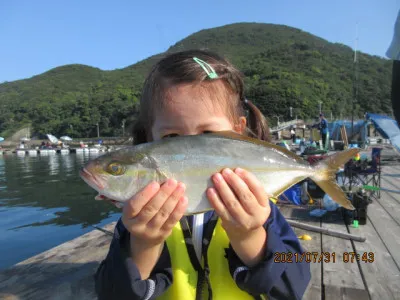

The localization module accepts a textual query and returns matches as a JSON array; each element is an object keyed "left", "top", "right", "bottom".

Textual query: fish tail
[{"left": 310, "top": 148, "right": 360, "bottom": 210}]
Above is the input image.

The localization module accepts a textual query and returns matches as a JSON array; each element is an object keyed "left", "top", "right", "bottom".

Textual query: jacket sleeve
[
  {"left": 225, "top": 202, "right": 311, "bottom": 300},
  {"left": 94, "top": 218, "right": 173, "bottom": 300}
]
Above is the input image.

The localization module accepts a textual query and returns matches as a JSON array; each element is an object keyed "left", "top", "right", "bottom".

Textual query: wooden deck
[
  {"left": 281, "top": 162, "right": 400, "bottom": 300},
  {"left": 1, "top": 158, "right": 400, "bottom": 299}
]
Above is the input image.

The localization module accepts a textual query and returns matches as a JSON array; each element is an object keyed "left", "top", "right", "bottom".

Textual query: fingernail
[
  {"left": 167, "top": 179, "right": 177, "bottom": 187},
  {"left": 223, "top": 168, "right": 233, "bottom": 176},
  {"left": 208, "top": 187, "right": 216, "bottom": 195},
  {"left": 235, "top": 168, "right": 244, "bottom": 175},
  {"left": 213, "top": 173, "right": 223, "bottom": 183},
  {"left": 150, "top": 181, "right": 160, "bottom": 190},
  {"left": 177, "top": 182, "right": 186, "bottom": 191},
  {"left": 180, "top": 196, "right": 188, "bottom": 204}
]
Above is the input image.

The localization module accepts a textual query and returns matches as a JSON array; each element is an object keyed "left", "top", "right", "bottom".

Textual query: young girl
[{"left": 95, "top": 50, "right": 311, "bottom": 300}]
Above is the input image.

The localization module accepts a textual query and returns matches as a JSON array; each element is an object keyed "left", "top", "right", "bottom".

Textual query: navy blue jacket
[
  {"left": 94, "top": 202, "right": 311, "bottom": 299},
  {"left": 319, "top": 118, "right": 328, "bottom": 135}
]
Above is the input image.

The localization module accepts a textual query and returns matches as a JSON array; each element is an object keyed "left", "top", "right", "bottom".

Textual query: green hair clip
[{"left": 193, "top": 57, "right": 218, "bottom": 79}]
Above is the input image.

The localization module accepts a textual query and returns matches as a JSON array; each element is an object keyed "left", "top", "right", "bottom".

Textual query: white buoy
[
  {"left": 89, "top": 148, "right": 100, "bottom": 153},
  {"left": 60, "top": 149, "right": 70, "bottom": 155},
  {"left": 28, "top": 150, "right": 38, "bottom": 156}
]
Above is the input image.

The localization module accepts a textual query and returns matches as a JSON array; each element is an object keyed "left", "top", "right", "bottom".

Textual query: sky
[{"left": 1, "top": 0, "right": 399, "bottom": 83}]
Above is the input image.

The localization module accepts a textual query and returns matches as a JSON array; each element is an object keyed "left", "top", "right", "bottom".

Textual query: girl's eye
[
  {"left": 162, "top": 133, "right": 179, "bottom": 139},
  {"left": 203, "top": 131, "right": 213, "bottom": 134}
]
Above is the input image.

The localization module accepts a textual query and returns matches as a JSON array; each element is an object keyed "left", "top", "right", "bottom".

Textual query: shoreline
[{"left": 0, "top": 137, "right": 133, "bottom": 150}]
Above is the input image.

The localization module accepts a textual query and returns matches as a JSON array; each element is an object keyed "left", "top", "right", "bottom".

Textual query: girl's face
[{"left": 151, "top": 83, "right": 246, "bottom": 140}]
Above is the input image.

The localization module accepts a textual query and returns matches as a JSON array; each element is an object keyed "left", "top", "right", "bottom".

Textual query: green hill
[{"left": 0, "top": 23, "right": 393, "bottom": 138}]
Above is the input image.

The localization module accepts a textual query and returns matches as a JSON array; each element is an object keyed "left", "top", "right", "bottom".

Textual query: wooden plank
[
  {"left": 376, "top": 176, "right": 400, "bottom": 226},
  {"left": 381, "top": 166, "right": 400, "bottom": 197},
  {"left": 0, "top": 222, "right": 116, "bottom": 300},
  {"left": 364, "top": 189, "right": 400, "bottom": 269},
  {"left": 320, "top": 211, "right": 368, "bottom": 299},
  {"left": 279, "top": 205, "right": 322, "bottom": 300},
  {"left": 348, "top": 213, "right": 400, "bottom": 300},
  {"left": 341, "top": 164, "right": 400, "bottom": 299}
]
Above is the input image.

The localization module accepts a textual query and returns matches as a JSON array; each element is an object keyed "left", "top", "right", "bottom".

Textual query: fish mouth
[
  {"left": 95, "top": 194, "right": 124, "bottom": 208},
  {"left": 79, "top": 167, "right": 106, "bottom": 190},
  {"left": 80, "top": 168, "right": 123, "bottom": 208}
]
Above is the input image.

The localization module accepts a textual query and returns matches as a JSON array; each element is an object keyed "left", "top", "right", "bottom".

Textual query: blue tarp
[
  {"left": 279, "top": 184, "right": 302, "bottom": 205},
  {"left": 366, "top": 113, "right": 400, "bottom": 152},
  {"left": 327, "top": 120, "right": 368, "bottom": 142}
]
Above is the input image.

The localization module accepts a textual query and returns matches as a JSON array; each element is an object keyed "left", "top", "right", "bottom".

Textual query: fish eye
[{"left": 106, "top": 162, "right": 126, "bottom": 176}]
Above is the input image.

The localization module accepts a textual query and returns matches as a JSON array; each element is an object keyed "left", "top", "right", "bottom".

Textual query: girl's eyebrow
[
  {"left": 158, "top": 121, "right": 222, "bottom": 132},
  {"left": 196, "top": 121, "right": 221, "bottom": 129}
]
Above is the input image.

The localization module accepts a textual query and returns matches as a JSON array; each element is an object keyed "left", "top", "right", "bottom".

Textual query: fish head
[{"left": 79, "top": 147, "right": 158, "bottom": 205}]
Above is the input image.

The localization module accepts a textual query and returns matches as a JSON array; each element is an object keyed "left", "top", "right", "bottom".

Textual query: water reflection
[
  {"left": 0, "top": 158, "right": 6, "bottom": 191},
  {"left": 1, "top": 153, "right": 117, "bottom": 227},
  {"left": 62, "top": 154, "right": 74, "bottom": 175},
  {"left": 48, "top": 155, "right": 59, "bottom": 176},
  {"left": 0, "top": 153, "right": 120, "bottom": 269}
]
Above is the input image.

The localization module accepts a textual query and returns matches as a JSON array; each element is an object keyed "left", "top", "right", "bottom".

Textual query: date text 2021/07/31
[{"left": 273, "top": 252, "right": 375, "bottom": 263}]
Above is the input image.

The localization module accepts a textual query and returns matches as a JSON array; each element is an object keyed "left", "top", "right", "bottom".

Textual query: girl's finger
[
  {"left": 161, "top": 196, "right": 188, "bottom": 232},
  {"left": 147, "top": 182, "right": 186, "bottom": 229},
  {"left": 221, "top": 168, "right": 259, "bottom": 215},
  {"left": 234, "top": 168, "right": 269, "bottom": 207},
  {"left": 135, "top": 179, "right": 178, "bottom": 224},
  {"left": 207, "top": 187, "right": 235, "bottom": 224},
  {"left": 123, "top": 181, "right": 160, "bottom": 218},
  {"left": 212, "top": 172, "right": 247, "bottom": 221}
]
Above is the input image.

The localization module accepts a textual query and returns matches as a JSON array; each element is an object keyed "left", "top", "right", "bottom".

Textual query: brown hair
[{"left": 132, "top": 49, "right": 270, "bottom": 144}]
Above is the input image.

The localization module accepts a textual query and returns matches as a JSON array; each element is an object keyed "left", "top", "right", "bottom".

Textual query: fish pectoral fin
[
  {"left": 95, "top": 194, "right": 105, "bottom": 201},
  {"left": 156, "top": 168, "right": 169, "bottom": 181}
]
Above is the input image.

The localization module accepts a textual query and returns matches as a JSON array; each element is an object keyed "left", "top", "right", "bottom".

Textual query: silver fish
[{"left": 80, "top": 131, "right": 358, "bottom": 214}]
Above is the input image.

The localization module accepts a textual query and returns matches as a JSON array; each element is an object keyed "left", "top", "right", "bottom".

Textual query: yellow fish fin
[{"left": 310, "top": 148, "right": 359, "bottom": 210}]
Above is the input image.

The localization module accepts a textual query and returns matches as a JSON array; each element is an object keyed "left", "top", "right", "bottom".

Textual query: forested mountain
[{"left": 0, "top": 23, "right": 392, "bottom": 138}]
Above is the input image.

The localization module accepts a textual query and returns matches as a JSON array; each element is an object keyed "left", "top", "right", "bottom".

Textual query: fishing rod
[
  {"left": 287, "top": 219, "right": 366, "bottom": 242},
  {"left": 62, "top": 216, "right": 114, "bottom": 236}
]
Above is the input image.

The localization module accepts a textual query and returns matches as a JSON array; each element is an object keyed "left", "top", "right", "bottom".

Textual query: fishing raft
[{"left": 1, "top": 155, "right": 400, "bottom": 299}]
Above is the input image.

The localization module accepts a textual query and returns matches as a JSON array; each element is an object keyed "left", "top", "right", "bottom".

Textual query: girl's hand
[
  {"left": 207, "top": 168, "right": 271, "bottom": 238},
  {"left": 122, "top": 179, "right": 188, "bottom": 247},
  {"left": 207, "top": 168, "right": 271, "bottom": 266}
]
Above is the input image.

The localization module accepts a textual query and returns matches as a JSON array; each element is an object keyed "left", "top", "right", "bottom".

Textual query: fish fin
[
  {"left": 156, "top": 168, "right": 169, "bottom": 181},
  {"left": 210, "top": 131, "right": 306, "bottom": 164},
  {"left": 94, "top": 194, "right": 105, "bottom": 201},
  {"left": 310, "top": 148, "right": 360, "bottom": 210}
]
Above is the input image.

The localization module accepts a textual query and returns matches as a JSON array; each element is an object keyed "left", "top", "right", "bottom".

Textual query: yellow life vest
[{"left": 158, "top": 215, "right": 264, "bottom": 300}]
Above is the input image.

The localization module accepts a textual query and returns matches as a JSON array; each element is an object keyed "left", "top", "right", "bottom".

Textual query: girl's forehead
[
  {"left": 151, "top": 84, "right": 233, "bottom": 131},
  {"left": 161, "top": 83, "right": 228, "bottom": 113}
]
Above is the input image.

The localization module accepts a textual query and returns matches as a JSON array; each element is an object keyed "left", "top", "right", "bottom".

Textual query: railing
[{"left": 270, "top": 119, "right": 304, "bottom": 133}]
